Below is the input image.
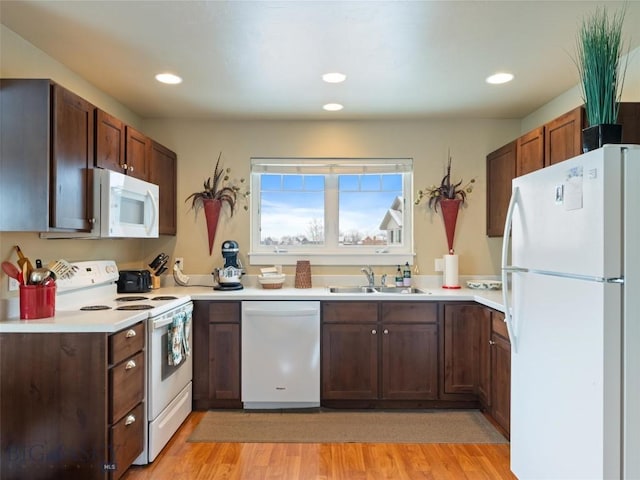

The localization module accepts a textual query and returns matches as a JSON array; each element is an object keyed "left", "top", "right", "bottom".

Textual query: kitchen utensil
[
  {"left": 47, "top": 259, "right": 78, "bottom": 280},
  {"left": 154, "top": 265, "right": 168, "bottom": 276},
  {"left": 29, "top": 268, "right": 52, "bottom": 285},
  {"left": 15, "top": 245, "right": 33, "bottom": 281},
  {"left": 1, "top": 261, "right": 21, "bottom": 281}
]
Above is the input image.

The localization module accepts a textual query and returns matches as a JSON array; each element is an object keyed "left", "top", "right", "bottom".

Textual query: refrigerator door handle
[{"left": 501, "top": 186, "right": 519, "bottom": 353}]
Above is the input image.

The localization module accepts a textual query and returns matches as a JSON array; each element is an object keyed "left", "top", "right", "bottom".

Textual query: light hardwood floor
[{"left": 123, "top": 412, "right": 516, "bottom": 480}]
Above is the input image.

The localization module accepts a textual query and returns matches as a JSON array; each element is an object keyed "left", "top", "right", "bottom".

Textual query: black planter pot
[{"left": 582, "top": 123, "right": 623, "bottom": 153}]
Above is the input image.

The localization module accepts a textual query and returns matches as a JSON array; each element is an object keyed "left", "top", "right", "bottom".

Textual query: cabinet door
[
  {"left": 618, "top": 102, "right": 640, "bottom": 144},
  {"left": 0, "top": 79, "right": 50, "bottom": 231},
  {"left": 149, "top": 141, "right": 177, "bottom": 235},
  {"left": 50, "top": 84, "right": 95, "bottom": 230},
  {"left": 486, "top": 141, "right": 516, "bottom": 237},
  {"left": 382, "top": 323, "right": 437, "bottom": 400},
  {"left": 125, "top": 126, "right": 151, "bottom": 180},
  {"left": 544, "top": 106, "right": 584, "bottom": 167},
  {"left": 491, "top": 333, "right": 511, "bottom": 435},
  {"left": 321, "top": 323, "right": 378, "bottom": 399},
  {"left": 441, "top": 304, "right": 481, "bottom": 396},
  {"left": 517, "top": 127, "right": 544, "bottom": 176},
  {"left": 207, "top": 323, "right": 241, "bottom": 401},
  {"left": 95, "top": 109, "right": 126, "bottom": 173},
  {"left": 477, "top": 308, "right": 492, "bottom": 408},
  {"left": 192, "top": 301, "right": 241, "bottom": 409}
]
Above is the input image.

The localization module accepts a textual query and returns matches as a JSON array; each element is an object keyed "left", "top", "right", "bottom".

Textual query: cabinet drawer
[
  {"left": 322, "top": 302, "right": 378, "bottom": 323},
  {"left": 110, "top": 351, "right": 144, "bottom": 422},
  {"left": 110, "top": 402, "right": 144, "bottom": 480},
  {"left": 381, "top": 302, "right": 437, "bottom": 323},
  {"left": 209, "top": 301, "right": 240, "bottom": 323},
  {"left": 109, "top": 322, "right": 145, "bottom": 365},
  {"left": 492, "top": 312, "right": 509, "bottom": 340}
]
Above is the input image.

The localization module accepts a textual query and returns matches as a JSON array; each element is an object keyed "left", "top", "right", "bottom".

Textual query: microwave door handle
[{"left": 147, "top": 189, "right": 158, "bottom": 234}]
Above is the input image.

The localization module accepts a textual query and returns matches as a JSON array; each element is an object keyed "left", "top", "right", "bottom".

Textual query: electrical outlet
[
  {"left": 8, "top": 276, "right": 19, "bottom": 292},
  {"left": 175, "top": 257, "right": 184, "bottom": 270},
  {"left": 434, "top": 258, "right": 444, "bottom": 272}
]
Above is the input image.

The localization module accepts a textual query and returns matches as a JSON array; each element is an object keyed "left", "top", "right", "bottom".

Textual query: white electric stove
[{"left": 56, "top": 260, "right": 193, "bottom": 465}]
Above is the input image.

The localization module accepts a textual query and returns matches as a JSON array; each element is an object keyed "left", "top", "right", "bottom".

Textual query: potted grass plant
[{"left": 574, "top": 6, "right": 628, "bottom": 152}]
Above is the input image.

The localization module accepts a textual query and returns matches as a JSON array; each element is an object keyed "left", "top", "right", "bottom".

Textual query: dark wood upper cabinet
[
  {"left": 516, "top": 126, "right": 544, "bottom": 176},
  {"left": 125, "top": 126, "right": 151, "bottom": 181},
  {"left": 95, "top": 109, "right": 126, "bottom": 173},
  {"left": 618, "top": 102, "right": 640, "bottom": 144},
  {"left": 545, "top": 106, "right": 584, "bottom": 167},
  {"left": 149, "top": 141, "right": 177, "bottom": 235},
  {"left": 486, "top": 141, "right": 516, "bottom": 237},
  {"left": 0, "top": 79, "right": 95, "bottom": 232}
]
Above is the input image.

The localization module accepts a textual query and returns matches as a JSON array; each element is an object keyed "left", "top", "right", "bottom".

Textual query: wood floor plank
[{"left": 123, "top": 412, "right": 516, "bottom": 480}]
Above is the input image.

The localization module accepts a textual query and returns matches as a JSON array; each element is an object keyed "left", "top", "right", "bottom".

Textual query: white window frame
[{"left": 248, "top": 157, "right": 414, "bottom": 266}]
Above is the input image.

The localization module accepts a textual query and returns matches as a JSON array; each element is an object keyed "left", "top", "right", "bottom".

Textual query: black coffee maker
[{"left": 212, "top": 240, "right": 243, "bottom": 290}]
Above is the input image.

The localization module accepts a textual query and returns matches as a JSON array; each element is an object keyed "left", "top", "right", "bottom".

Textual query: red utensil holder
[{"left": 19, "top": 284, "right": 56, "bottom": 319}]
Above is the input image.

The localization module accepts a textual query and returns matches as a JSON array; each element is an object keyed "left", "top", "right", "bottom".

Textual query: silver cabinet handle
[
  {"left": 125, "top": 414, "right": 136, "bottom": 426},
  {"left": 489, "top": 340, "right": 496, "bottom": 345},
  {"left": 125, "top": 329, "right": 136, "bottom": 338},
  {"left": 125, "top": 360, "right": 136, "bottom": 370},
  {"left": 129, "top": 166, "right": 134, "bottom": 172},
  {"left": 383, "top": 329, "right": 389, "bottom": 335},
  {"left": 371, "top": 329, "right": 377, "bottom": 335}
]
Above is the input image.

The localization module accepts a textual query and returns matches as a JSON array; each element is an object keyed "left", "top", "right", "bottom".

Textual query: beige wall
[{"left": 143, "top": 119, "right": 519, "bottom": 278}]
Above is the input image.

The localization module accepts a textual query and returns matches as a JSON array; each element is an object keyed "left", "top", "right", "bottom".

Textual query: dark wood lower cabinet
[
  {"left": 0, "top": 323, "right": 145, "bottom": 480},
  {"left": 192, "top": 301, "right": 242, "bottom": 409},
  {"left": 321, "top": 301, "right": 438, "bottom": 407}
]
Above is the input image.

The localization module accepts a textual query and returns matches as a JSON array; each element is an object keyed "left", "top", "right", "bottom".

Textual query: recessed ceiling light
[
  {"left": 323, "top": 103, "right": 344, "bottom": 111},
  {"left": 322, "top": 72, "right": 347, "bottom": 83},
  {"left": 155, "top": 73, "right": 183, "bottom": 85},
  {"left": 486, "top": 72, "right": 514, "bottom": 85}
]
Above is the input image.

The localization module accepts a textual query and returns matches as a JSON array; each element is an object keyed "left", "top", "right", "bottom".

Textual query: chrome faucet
[{"left": 361, "top": 266, "right": 375, "bottom": 287}]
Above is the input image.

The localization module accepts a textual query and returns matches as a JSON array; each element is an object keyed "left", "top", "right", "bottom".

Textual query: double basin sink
[{"left": 328, "top": 286, "right": 429, "bottom": 295}]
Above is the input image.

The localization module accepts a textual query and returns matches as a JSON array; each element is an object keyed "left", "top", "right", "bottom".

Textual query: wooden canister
[{"left": 294, "top": 260, "right": 312, "bottom": 288}]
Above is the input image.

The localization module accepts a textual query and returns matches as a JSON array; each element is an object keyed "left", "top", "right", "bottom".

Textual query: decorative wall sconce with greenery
[
  {"left": 186, "top": 152, "right": 249, "bottom": 255},
  {"left": 415, "top": 151, "right": 475, "bottom": 254}
]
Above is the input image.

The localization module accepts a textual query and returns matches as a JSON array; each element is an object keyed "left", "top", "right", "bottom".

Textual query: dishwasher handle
[{"left": 243, "top": 308, "right": 319, "bottom": 317}]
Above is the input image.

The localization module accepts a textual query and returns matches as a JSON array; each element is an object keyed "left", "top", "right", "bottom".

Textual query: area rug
[{"left": 188, "top": 409, "right": 508, "bottom": 444}]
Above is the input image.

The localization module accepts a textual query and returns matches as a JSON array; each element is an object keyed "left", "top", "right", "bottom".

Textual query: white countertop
[{"left": 0, "top": 282, "right": 505, "bottom": 333}]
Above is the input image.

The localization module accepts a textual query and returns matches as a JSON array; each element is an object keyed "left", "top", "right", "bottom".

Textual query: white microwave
[
  {"left": 40, "top": 168, "right": 159, "bottom": 239},
  {"left": 95, "top": 169, "right": 159, "bottom": 238}
]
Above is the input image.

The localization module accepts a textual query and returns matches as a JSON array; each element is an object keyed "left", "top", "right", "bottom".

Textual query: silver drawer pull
[
  {"left": 371, "top": 329, "right": 377, "bottom": 335},
  {"left": 125, "top": 360, "right": 136, "bottom": 370},
  {"left": 125, "top": 329, "right": 136, "bottom": 338},
  {"left": 125, "top": 414, "right": 136, "bottom": 426},
  {"left": 383, "top": 329, "right": 389, "bottom": 335}
]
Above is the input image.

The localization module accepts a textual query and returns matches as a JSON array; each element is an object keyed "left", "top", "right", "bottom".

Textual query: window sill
[{"left": 248, "top": 252, "right": 415, "bottom": 266}]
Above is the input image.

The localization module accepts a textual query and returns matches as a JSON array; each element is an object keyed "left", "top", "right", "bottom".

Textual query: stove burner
[
  {"left": 152, "top": 296, "right": 178, "bottom": 301},
  {"left": 80, "top": 305, "right": 112, "bottom": 311},
  {"left": 116, "top": 296, "right": 149, "bottom": 302},
  {"left": 116, "top": 304, "right": 154, "bottom": 311}
]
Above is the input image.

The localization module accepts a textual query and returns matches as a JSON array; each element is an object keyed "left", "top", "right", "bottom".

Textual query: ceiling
[{"left": 1, "top": 0, "right": 638, "bottom": 121}]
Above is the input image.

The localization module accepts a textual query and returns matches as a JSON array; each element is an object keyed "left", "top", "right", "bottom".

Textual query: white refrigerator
[{"left": 501, "top": 145, "right": 640, "bottom": 479}]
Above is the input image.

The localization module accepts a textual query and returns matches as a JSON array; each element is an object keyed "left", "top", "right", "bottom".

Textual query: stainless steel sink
[
  {"left": 328, "top": 286, "right": 428, "bottom": 294},
  {"left": 375, "top": 286, "right": 428, "bottom": 294},
  {"left": 328, "top": 286, "right": 377, "bottom": 294}
]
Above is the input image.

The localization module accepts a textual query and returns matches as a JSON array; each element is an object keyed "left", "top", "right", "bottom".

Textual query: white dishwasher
[{"left": 241, "top": 301, "right": 320, "bottom": 409}]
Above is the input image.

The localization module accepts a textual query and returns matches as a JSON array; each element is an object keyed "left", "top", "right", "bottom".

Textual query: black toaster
[{"left": 117, "top": 270, "right": 152, "bottom": 293}]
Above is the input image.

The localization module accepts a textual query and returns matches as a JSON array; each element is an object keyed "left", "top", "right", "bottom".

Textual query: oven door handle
[{"left": 153, "top": 314, "right": 192, "bottom": 330}]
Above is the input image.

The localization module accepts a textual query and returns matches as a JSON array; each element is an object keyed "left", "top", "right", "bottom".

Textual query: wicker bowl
[{"left": 258, "top": 274, "right": 285, "bottom": 289}]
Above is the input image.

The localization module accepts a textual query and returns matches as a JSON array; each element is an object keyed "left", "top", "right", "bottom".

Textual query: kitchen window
[{"left": 248, "top": 158, "right": 414, "bottom": 266}]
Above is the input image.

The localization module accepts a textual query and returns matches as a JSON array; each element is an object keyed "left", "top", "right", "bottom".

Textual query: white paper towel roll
[{"left": 443, "top": 254, "right": 460, "bottom": 289}]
